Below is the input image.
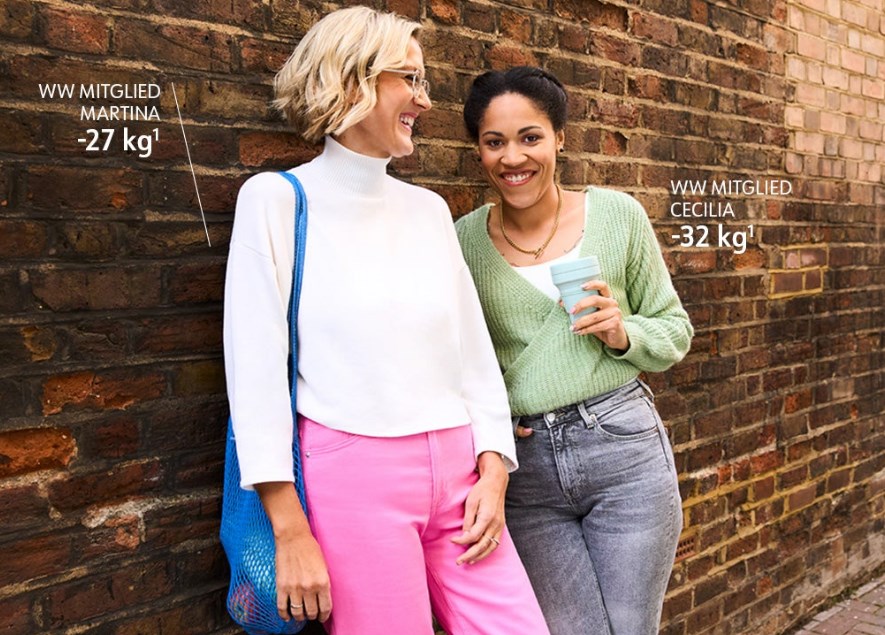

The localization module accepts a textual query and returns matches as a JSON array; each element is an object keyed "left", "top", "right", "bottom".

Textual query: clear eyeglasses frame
[{"left": 384, "top": 69, "right": 431, "bottom": 99}]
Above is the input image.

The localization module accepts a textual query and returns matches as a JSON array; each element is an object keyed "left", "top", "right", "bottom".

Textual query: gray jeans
[{"left": 507, "top": 379, "right": 682, "bottom": 635}]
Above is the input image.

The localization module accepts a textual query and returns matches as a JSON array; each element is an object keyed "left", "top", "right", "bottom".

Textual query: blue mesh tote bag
[{"left": 220, "top": 172, "right": 309, "bottom": 635}]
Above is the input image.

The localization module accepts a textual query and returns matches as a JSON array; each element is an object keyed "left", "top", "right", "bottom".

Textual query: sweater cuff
[
  {"left": 604, "top": 320, "right": 647, "bottom": 367},
  {"left": 471, "top": 427, "right": 518, "bottom": 472},
  {"left": 235, "top": 435, "right": 296, "bottom": 491}
]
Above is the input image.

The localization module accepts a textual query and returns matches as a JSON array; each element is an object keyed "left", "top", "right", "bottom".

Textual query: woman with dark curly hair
[{"left": 456, "top": 66, "right": 693, "bottom": 635}]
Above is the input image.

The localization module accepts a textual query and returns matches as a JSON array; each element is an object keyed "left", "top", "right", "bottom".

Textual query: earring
[{"left": 558, "top": 147, "right": 564, "bottom": 153}]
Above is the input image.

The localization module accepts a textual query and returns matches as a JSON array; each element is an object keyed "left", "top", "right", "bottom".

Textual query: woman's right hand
[
  {"left": 254, "top": 481, "right": 332, "bottom": 623},
  {"left": 274, "top": 530, "right": 332, "bottom": 623},
  {"left": 515, "top": 425, "right": 534, "bottom": 439}
]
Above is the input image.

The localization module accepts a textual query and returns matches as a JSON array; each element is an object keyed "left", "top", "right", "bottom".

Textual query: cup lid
[{"left": 550, "top": 255, "right": 601, "bottom": 277}]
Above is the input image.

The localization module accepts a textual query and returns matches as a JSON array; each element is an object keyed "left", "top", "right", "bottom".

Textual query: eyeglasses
[{"left": 384, "top": 69, "right": 431, "bottom": 99}]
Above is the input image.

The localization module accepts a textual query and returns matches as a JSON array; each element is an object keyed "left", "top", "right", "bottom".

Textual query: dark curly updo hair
[{"left": 463, "top": 66, "right": 568, "bottom": 141}]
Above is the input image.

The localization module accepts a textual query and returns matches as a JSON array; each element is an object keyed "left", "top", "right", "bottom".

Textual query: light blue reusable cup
[{"left": 550, "top": 255, "right": 602, "bottom": 324}]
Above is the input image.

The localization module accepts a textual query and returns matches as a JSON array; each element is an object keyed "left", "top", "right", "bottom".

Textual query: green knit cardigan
[{"left": 455, "top": 186, "right": 693, "bottom": 416}]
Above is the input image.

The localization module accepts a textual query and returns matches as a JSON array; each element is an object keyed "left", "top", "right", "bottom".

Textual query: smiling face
[
  {"left": 477, "top": 92, "right": 565, "bottom": 212},
  {"left": 335, "top": 38, "right": 431, "bottom": 159}
]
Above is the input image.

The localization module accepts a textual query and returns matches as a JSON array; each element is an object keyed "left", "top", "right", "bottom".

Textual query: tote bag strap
[{"left": 278, "top": 170, "right": 308, "bottom": 511}]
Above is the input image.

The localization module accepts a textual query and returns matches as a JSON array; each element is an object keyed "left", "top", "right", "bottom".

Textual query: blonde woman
[{"left": 223, "top": 8, "right": 548, "bottom": 635}]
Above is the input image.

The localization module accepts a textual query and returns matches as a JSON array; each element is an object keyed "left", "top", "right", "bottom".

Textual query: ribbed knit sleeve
[
  {"left": 456, "top": 188, "right": 694, "bottom": 415},
  {"left": 607, "top": 196, "right": 694, "bottom": 372},
  {"left": 455, "top": 262, "right": 519, "bottom": 471}
]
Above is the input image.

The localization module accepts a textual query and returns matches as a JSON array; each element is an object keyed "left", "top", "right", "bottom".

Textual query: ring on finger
[
  {"left": 489, "top": 536, "right": 500, "bottom": 545},
  {"left": 289, "top": 599, "right": 304, "bottom": 609}
]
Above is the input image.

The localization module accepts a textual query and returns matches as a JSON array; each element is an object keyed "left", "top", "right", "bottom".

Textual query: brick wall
[{"left": 0, "top": 1, "right": 881, "bottom": 634}]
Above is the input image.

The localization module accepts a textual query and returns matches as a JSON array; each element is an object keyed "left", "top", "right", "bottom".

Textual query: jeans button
[{"left": 545, "top": 412, "right": 556, "bottom": 424}]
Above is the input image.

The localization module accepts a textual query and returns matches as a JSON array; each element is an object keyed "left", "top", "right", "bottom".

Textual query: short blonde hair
[{"left": 273, "top": 6, "right": 420, "bottom": 143}]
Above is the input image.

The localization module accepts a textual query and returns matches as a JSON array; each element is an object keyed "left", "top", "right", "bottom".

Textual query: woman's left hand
[
  {"left": 451, "top": 451, "right": 508, "bottom": 565},
  {"left": 569, "top": 280, "right": 630, "bottom": 351}
]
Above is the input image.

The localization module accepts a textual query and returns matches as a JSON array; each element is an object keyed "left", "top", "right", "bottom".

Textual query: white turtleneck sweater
[{"left": 223, "top": 137, "right": 516, "bottom": 488}]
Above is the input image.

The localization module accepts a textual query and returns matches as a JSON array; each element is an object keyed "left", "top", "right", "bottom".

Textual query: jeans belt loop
[{"left": 576, "top": 401, "right": 595, "bottom": 429}]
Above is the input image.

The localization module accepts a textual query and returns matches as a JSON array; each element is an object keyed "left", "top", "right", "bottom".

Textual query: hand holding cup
[{"left": 551, "top": 256, "right": 629, "bottom": 351}]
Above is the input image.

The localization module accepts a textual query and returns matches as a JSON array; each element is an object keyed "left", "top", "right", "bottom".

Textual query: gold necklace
[{"left": 499, "top": 185, "right": 562, "bottom": 259}]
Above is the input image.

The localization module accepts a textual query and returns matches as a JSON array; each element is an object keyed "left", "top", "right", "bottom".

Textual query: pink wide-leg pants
[{"left": 298, "top": 416, "right": 549, "bottom": 635}]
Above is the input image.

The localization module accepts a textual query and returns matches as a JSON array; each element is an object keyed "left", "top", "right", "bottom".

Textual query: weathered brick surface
[{"left": 0, "top": 0, "right": 881, "bottom": 634}]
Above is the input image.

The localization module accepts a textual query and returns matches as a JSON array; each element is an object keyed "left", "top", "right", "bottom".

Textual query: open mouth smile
[
  {"left": 399, "top": 114, "right": 416, "bottom": 131},
  {"left": 500, "top": 171, "right": 535, "bottom": 186}
]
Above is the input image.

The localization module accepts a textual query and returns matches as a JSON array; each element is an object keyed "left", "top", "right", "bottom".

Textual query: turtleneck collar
[{"left": 315, "top": 135, "right": 391, "bottom": 199}]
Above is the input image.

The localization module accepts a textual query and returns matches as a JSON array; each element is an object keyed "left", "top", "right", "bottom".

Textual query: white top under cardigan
[
  {"left": 512, "top": 243, "right": 582, "bottom": 301},
  {"left": 224, "top": 136, "right": 516, "bottom": 488}
]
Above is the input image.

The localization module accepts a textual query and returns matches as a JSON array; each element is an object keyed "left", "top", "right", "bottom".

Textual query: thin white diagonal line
[{"left": 171, "top": 82, "right": 211, "bottom": 247}]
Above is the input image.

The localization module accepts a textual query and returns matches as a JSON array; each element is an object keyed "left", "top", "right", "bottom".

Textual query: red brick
[
  {"left": 632, "top": 12, "right": 678, "bottom": 46},
  {"left": 800, "top": 247, "right": 828, "bottom": 266},
  {"left": 428, "top": 0, "right": 460, "bottom": 24},
  {"left": 0, "top": 484, "right": 50, "bottom": 529},
  {"left": 591, "top": 32, "right": 640, "bottom": 66},
  {"left": 183, "top": 78, "right": 274, "bottom": 122},
  {"left": 47, "top": 459, "right": 163, "bottom": 511},
  {"left": 752, "top": 476, "right": 775, "bottom": 501},
  {"left": 131, "top": 313, "right": 222, "bottom": 356},
  {"left": 554, "top": 0, "right": 627, "bottom": 29},
  {"left": 238, "top": 130, "right": 319, "bottom": 167},
  {"left": 104, "top": 593, "right": 220, "bottom": 635},
  {"left": 172, "top": 360, "right": 225, "bottom": 396},
  {"left": 499, "top": 8, "right": 532, "bottom": 41},
  {"left": 73, "top": 415, "right": 137, "bottom": 463},
  {"left": 0, "top": 533, "right": 72, "bottom": 586},
  {"left": 26, "top": 166, "right": 143, "bottom": 211},
  {"left": 788, "top": 483, "right": 818, "bottom": 511},
  {"left": 805, "top": 268, "right": 823, "bottom": 290},
  {"left": 42, "top": 370, "right": 166, "bottom": 416},
  {"left": 0, "top": 427, "right": 76, "bottom": 478},
  {"left": 0, "top": 595, "right": 33, "bottom": 632},
  {"left": 148, "top": 172, "right": 243, "bottom": 214},
  {"left": 238, "top": 36, "right": 293, "bottom": 74},
  {"left": 771, "top": 270, "right": 805, "bottom": 295},
  {"left": 143, "top": 496, "right": 221, "bottom": 548},
  {"left": 736, "top": 42, "right": 769, "bottom": 70},
  {"left": 45, "top": 560, "right": 173, "bottom": 627},
  {"left": 115, "top": 20, "right": 233, "bottom": 72},
  {"left": 686, "top": 600, "right": 722, "bottom": 631},
  {"left": 0, "top": 220, "right": 48, "bottom": 258},
  {"left": 421, "top": 30, "right": 485, "bottom": 70},
  {"left": 0, "top": 110, "right": 42, "bottom": 154},
  {"left": 463, "top": 3, "right": 496, "bottom": 32},
  {"left": 128, "top": 223, "right": 225, "bottom": 258},
  {"left": 40, "top": 7, "right": 109, "bottom": 55},
  {"left": 29, "top": 265, "right": 163, "bottom": 312},
  {"left": 150, "top": 0, "right": 267, "bottom": 28},
  {"left": 559, "top": 23, "right": 588, "bottom": 53},
  {"left": 166, "top": 260, "right": 226, "bottom": 305},
  {"left": 750, "top": 450, "right": 784, "bottom": 475},
  {"left": 486, "top": 43, "right": 538, "bottom": 69},
  {"left": 0, "top": 0, "right": 35, "bottom": 40}
]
